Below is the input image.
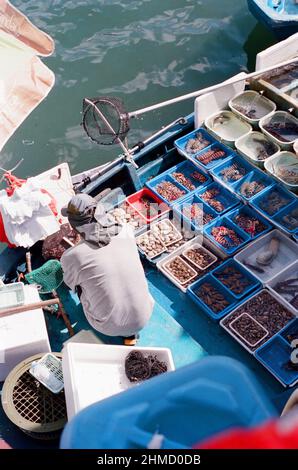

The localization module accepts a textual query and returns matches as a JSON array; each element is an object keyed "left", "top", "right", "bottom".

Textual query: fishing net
[
  {"left": 82, "top": 96, "right": 130, "bottom": 145},
  {"left": 25, "top": 260, "right": 64, "bottom": 294}
]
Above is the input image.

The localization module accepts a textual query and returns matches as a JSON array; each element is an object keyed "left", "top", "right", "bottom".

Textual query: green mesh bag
[{"left": 25, "top": 260, "right": 64, "bottom": 294}]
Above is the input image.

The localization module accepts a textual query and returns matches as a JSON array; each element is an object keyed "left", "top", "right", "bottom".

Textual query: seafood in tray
[
  {"left": 135, "top": 230, "right": 166, "bottom": 259},
  {"left": 205, "top": 110, "right": 252, "bottom": 146},
  {"left": 195, "top": 146, "right": 228, "bottom": 166},
  {"left": 151, "top": 219, "right": 182, "bottom": 246},
  {"left": 229, "top": 90, "right": 276, "bottom": 124},
  {"left": 236, "top": 131, "right": 280, "bottom": 165},
  {"left": 183, "top": 245, "right": 217, "bottom": 270},
  {"left": 155, "top": 180, "right": 186, "bottom": 202},
  {"left": 265, "top": 151, "right": 298, "bottom": 191},
  {"left": 260, "top": 111, "right": 298, "bottom": 148},
  {"left": 163, "top": 256, "right": 197, "bottom": 286},
  {"left": 212, "top": 259, "right": 260, "bottom": 299},
  {"left": 235, "top": 230, "right": 298, "bottom": 283},
  {"left": 185, "top": 131, "right": 211, "bottom": 154},
  {"left": 109, "top": 203, "right": 147, "bottom": 232},
  {"left": 221, "top": 290, "right": 294, "bottom": 353}
]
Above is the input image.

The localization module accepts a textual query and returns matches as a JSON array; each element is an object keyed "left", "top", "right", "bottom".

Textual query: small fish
[
  {"left": 212, "top": 114, "right": 230, "bottom": 127},
  {"left": 242, "top": 260, "right": 264, "bottom": 274},
  {"left": 252, "top": 137, "right": 277, "bottom": 159},
  {"left": 233, "top": 104, "right": 257, "bottom": 119}
]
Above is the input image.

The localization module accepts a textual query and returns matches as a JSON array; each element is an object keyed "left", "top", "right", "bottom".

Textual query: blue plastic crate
[
  {"left": 146, "top": 173, "right": 189, "bottom": 205},
  {"left": 280, "top": 318, "right": 298, "bottom": 345},
  {"left": 204, "top": 216, "right": 250, "bottom": 255},
  {"left": 255, "top": 335, "right": 298, "bottom": 387},
  {"left": 232, "top": 169, "right": 274, "bottom": 202},
  {"left": 272, "top": 200, "right": 298, "bottom": 234},
  {"left": 187, "top": 273, "right": 238, "bottom": 321},
  {"left": 210, "top": 155, "right": 254, "bottom": 190},
  {"left": 174, "top": 127, "right": 216, "bottom": 159},
  {"left": 145, "top": 161, "right": 212, "bottom": 206},
  {"left": 211, "top": 258, "right": 261, "bottom": 300},
  {"left": 226, "top": 205, "right": 272, "bottom": 241},
  {"left": 167, "top": 160, "right": 211, "bottom": 192},
  {"left": 196, "top": 182, "right": 240, "bottom": 216},
  {"left": 173, "top": 194, "right": 218, "bottom": 232},
  {"left": 250, "top": 183, "right": 296, "bottom": 218},
  {"left": 192, "top": 141, "right": 234, "bottom": 170}
]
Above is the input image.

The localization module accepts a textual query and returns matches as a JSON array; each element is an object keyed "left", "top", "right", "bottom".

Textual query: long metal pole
[
  {"left": 129, "top": 117, "right": 187, "bottom": 154},
  {"left": 128, "top": 57, "right": 298, "bottom": 118}
]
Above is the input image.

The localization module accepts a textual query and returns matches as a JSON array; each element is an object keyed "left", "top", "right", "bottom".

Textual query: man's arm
[{"left": 60, "top": 251, "right": 77, "bottom": 291}]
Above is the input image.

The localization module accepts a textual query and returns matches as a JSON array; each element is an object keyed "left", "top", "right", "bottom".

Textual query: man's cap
[{"left": 61, "top": 193, "right": 97, "bottom": 227}]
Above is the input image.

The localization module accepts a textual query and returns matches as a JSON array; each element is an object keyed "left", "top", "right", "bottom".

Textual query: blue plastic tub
[
  {"left": 204, "top": 216, "right": 250, "bottom": 255},
  {"left": 272, "top": 201, "right": 298, "bottom": 234},
  {"left": 146, "top": 173, "right": 189, "bottom": 205},
  {"left": 233, "top": 169, "right": 274, "bottom": 202},
  {"left": 211, "top": 258, "right": 261, "bottom": 300},
  {"left": 61, "top": 357, "right": 276, "bottom": 449},
  {"left": 196, "top": 182, "right": 240, "bottom": 216},
  {"left": 192, "top": 141, "right": 234, "bottom": 170},
  {"left": 173, "top": 194, "right": 219, "bottom": 232},
  {"left": 280, "top": 318, "right": 298, "bottom": 345},
  {"left": 250, "top": 184, "right": 296, "bottom": 218},
  {"left": 226, "top": 205, "right": 272, "bottom": 241},
  {"left": 255, "top": 335, "right": 298, "bottom": 387},
  {"left": 167, "top": 160, "right": 211, "bottom": 192},
  {"left": 174, "top": 127, "right": 215, "bottom": 159},
  {"left": 146, "top": 161, "right": 211, "bottom": 206},
  {"left": 210, "top": 155, "right": 254, "bottom": 190},
  {"left": 187, "top": 273, "right": 238, "bottom": 321}
]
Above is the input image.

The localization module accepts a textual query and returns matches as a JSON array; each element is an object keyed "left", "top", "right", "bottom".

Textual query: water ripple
[{"left": 5, "top": 0, "right": 271, "bottom": 175}]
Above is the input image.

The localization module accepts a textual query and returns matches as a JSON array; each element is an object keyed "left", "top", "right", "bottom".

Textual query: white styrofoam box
[
  {"left": 266, "top": 260, "right": 298, "bottom": 316},
  {"left": 0, "top": 282, "right": 25, "bottom": 311},
  {"left": 255, "top": 33, "right": 298, "bottom": 71},
  {"left": 0, "top": 285, "right": 51, "bottom": 381},
  {"left": 264, "top": 151, "right": 298, "bottom": 192},
  {"left": 234, "top": 229, "right": 298, "bottom": 284},
  {"left": 235, "top": 131, "right": 280, "bottom": 169},
  {"left": 62, "top": 343, "right": 175, "bottom": 420},
  {"left": 229, "top": 90, "right": 276, "bottom": 126},
  {"left": 259, "top": 111, "right": 298, "bottom": 150},
  {"left": 205, "top": 110, "right": 252, "bottom": 147},
  {"left": 194, "top": 72, "right": 247, "bottom": 128}
]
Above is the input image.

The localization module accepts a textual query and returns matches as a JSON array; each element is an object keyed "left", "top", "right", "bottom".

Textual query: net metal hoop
[{"left": 82, "top": 96, "right": 130, "bottom": 146}]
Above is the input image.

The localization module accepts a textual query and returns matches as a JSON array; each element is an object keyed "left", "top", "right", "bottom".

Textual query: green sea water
[{"left": 1, "top": 0, "right": 276, "bottom": 179}]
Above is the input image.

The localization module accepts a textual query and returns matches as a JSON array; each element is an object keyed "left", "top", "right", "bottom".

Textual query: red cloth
[
  {"left": 194, "top": 418, "right": 298, "bottom": 449},
  {"left": 4, "top": 173, "right": 26, "bottom": 196},
  {"left": 0, "top": 212, "right": 15, "bottom": 247}
]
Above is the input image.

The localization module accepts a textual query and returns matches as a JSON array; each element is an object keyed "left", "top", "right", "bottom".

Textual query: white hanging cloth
[{"left": 0, "top": 178, "right": 60, "bottom": 248}]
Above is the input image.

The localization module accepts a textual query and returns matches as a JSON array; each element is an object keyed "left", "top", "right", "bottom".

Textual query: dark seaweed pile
[{"left": 125, "top": 350, "right": 168, "bottom": 383}]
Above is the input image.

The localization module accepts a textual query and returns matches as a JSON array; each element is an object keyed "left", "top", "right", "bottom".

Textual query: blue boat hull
[
  {"left": 61, "top": 357, "right": 276, "bottom": 449},
  {"left": 247, "top": 0, "right": 298, "bottom": 39}
]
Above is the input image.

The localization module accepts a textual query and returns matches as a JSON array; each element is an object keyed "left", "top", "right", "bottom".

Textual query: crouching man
[{"left": 61, "top": 194, "right": 154, "bottom": 345}]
